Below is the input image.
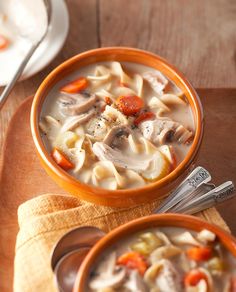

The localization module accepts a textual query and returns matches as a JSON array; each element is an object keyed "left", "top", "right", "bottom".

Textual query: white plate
[{"left": 0, "top": 0, "right": 69, "bottom": 87}]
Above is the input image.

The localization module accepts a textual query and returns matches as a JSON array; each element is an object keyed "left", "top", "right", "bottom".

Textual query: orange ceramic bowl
[
  {"left": 31, "top": 47, "right": 203, "bottom": 207},
  {"left": 73, "top": 214, "right": 236, "bottom": 292}
]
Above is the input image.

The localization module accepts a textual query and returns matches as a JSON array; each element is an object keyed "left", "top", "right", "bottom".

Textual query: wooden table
[{"left": 0, "top": 0, "right": 236, "bottom": 230}]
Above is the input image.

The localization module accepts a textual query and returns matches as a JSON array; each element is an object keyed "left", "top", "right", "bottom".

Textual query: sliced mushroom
[
  {"left": 58, "top": 92, "right": 98, "bottom": 116},
  {"left": 89, "top": 266, "right": 126, "bottom": 290},
  {"left": 60, "top": 109, "right": 95, "bottom": 132},
  {"left": 92, "top": 142, "right": 151, "bottom": 171},
  {"left": 139, "top": 119, "right": 176, "bottom": 145},
  {"left": 158, "top": 127, "right": 175, "bottom": 145},
  {"left": 174, "top": 125, "right": 193, "bottom": 143},
  {"left": 89, "top": 251, "right": 126, "bottom": 290},
  {"left": 144, "top": 259, "right": 182, "bottom": 292},
  {"left": 103, "top": 125, "right": 131, "bottom": 147},
  {"left": 143, "top": 71, "right": 168, "bottom": 96},
  {"left": 139, "top": 119, "right": 192, "bottom": 145},
  {"left": 150, "top": 245, "right": 182, "bottom": 264},
  {"left": 171, "top": 232, "right": 201, "bottom": 246},
  {"left": 124, "top": 270, "right": 148, "bottom": 292},
  {"left": 96, "top": 251, "right": 117, "bottom": 276}
]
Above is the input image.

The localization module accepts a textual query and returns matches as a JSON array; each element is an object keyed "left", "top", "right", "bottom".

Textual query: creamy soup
[
  {"left": 88, "top": 227, "right": 236, "bottom": 292},
  {"left": 40, "top": 62, "right": 195, "bottom": 190}
]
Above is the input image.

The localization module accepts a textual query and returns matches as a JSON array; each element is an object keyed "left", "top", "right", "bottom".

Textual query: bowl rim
[
  {"left": 30, "top": 46, "right": 204, "bottom": 196},
  {"left": 73, "top": 213, "right": 236, "bottom": 291}
]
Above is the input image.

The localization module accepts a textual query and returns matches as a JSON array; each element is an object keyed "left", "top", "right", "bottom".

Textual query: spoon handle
[
  {"left": 155, "top": 166, "right": 211, "bottom": 213},
  {"left": 0, "top": 42, "right": 40, "bottom": 110},
  {"left": 170, "top": 182, "right": 215, "bottom": 212},
  {"left": 175, "top": 181, "right": 235, "bottom": 215}
]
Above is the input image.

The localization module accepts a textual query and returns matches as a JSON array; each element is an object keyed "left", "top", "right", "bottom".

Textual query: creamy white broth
[
  {"left": 88, "top": 227, "right": 236, "bottom": 292},
  {"left": 40, "top": 62, "right": 195, "bottom": 190}
]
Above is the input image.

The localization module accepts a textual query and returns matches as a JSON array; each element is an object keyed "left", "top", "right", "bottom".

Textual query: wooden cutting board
[{"left": 0, "top": 91, "right": 234, "bottom": 292}]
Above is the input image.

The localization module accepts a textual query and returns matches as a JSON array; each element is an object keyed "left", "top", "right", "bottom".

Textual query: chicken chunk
[{"left": 139, "top": 119, "right": 192, "bottom": 145}]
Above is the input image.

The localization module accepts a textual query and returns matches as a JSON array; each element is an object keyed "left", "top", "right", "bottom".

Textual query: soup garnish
[
  {"left": 88, "top": 228, "right": 236, "bottom": 292},
  {"left": 0, "top": 34, "right": 9, "bottom": 50},
  {"left": 40, "top": 62, "right": 195, "bottom": 190}
]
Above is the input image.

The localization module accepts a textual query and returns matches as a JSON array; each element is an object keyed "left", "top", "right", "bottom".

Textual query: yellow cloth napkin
[
  {"left": 13, "top": 194, "right": 225, "bottom": 292},
  {"left": 14, "top": 194, "right": 162, "bottom": 292}
]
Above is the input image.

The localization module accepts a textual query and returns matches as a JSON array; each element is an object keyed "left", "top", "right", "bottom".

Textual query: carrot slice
[
  {"left": 117, "top": 251, "right": 148, "bottom": 275},
  {"left": 134, "top": 111, "right": 155, "bottom": 126},
  {"left": 104, "top": 96, "right": 112, "bottom": 105},
  {"left": 51, "top": 148, "right": 74, "bottom": 170},
  {"left": 0, "top": 35, "right": 9, "bottom": 50},
  {"left": 116, "top": 95, "right": 144, "bottom": 116},
  {"left": 184, "top": 269, "right": 208, "bottom": 287},
  {"left": 186, "top": 246, "right": 212, "bottom": 262},
  {"left": 60, "top": 77, "right": 88, "bottom": 93}
]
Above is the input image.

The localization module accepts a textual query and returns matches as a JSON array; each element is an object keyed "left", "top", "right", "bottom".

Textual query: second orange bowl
[{"left": 73, "top": 214, "right": 236, "bottom": 291}]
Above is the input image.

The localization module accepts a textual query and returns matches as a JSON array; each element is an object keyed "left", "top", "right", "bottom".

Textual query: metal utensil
[
  {"left": 155, "top": 166, "right": 211, "bottom": 213},
  {"left": 51, "top": 226, "right": 105, "bottom": 292},
  {"left": 0, "top": 0, "right": 52, "bottom": 110},
  {"left": 54, "top": 248, "right": 91, "bottom": 292},
  {"left": 174, "top": 181, "right": 235, "bottom": 214},
  {"left": 51, "top": 226, "right": 105, "bottom": 271},
  {"left": 169, "top": 182, "right": 215, "bottom": 212}
]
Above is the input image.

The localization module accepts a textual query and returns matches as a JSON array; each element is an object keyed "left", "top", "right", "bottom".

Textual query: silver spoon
[
  {"left": 54, "top": 248, "right": 91, "bottom": 292},
  {"left": 174, "top": 181, "right": 235, "bottom": 214},
  {"left": 169, "top": 182, "right": 215, "bottom": 212},
  {"left": 0, "top": 0, "right": 52, "bottom": 110},
  {"left": 51, "top": 226, "right": 105, "bottom": 271},
  {"left": 155, "top": 166, "right": 211, "bottom": 213},
  {"left": 51, "top": 226, "right": 105, "bottom": 292}
]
